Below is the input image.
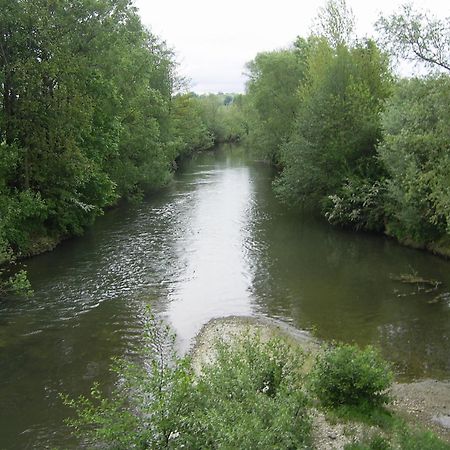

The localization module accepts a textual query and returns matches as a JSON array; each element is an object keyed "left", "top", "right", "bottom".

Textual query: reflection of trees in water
[{"left": 245, "top": 162, "right": 450, "bottom": 379}]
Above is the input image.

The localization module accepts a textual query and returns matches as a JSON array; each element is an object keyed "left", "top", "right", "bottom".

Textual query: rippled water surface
[{"left": 1, "top": 145, "right": 450, "bottom": 448}]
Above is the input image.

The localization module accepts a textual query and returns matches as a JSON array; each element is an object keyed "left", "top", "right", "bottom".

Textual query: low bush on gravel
[{"left": 309, "top": 343, "right": 394, "bottom": 408}]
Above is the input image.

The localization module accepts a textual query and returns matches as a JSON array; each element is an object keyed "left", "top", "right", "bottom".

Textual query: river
[{"left": 1, "top": 145, "right": 449, "bottom": 448}]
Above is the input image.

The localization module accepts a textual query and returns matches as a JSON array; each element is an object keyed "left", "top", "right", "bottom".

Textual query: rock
[{"left": 433, "top": 415, "right": 450, "bottom": 429}]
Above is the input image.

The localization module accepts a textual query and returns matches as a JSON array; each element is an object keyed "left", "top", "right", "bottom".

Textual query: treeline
[
  {"left": 243, "top": 0, "right": 450, "bottom": 257},
  {"left": 0, "top": 0, "right": 241, "bottom": 296},
  {"left": 194, "top": 93, "right": 247, "bottom": 144}
]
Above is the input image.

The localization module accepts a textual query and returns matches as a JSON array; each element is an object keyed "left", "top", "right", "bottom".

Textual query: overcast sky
[{"left": 134, "top": 0, "right": 449, "bottom": 94}]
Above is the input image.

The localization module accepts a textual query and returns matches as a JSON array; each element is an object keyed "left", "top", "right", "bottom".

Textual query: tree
[
  {"left": 195, "top": 94, "right": 246, "bottom": 143},
  {"left": 170, "top": 93, "right": 213, "bottom": 157},
  {"left": 377, "top": 4, "right": 450, "bottom": 72},
  {"left": 196, "top": 94, "right": 227, "bottom": 142},
  {"left": 0, "top": 0, "right": 212, "bottom": 296},
  {"left": 245, "top": 47, "right": 309, "bottom": 162},
  {"left": 276, "top": 38, "right": 391, "bottom": 212},
  {"left": 312, "top": 0, "right": 355, "bottom": 49},
  {"left": 378, "top": 76, "right": 450, "bottom": 246}
]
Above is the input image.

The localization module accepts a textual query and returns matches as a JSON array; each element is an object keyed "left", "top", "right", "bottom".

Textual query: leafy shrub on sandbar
[
  {"left": 63, "top": 315, "right": 312, "bottom": 449},
  {"left": 310, "top": 343, "right": 393, "bottom": 408},
  {"left": 189, "top": 333, "right": 312, "bottom": 449}
]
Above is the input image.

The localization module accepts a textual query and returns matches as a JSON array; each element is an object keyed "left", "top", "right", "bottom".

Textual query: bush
[
  {"left": 188, "top": 333, "right": 312, "bottom": 449},
  {"left": 310, "top": 343, "right": 393, "bottom": 408},
  {"left": 63, "top": 315, "right": 312, "bottom": 449},
  {"left": 62, "top": 313, "right": 195, "bottom": 449},
  {"left": 0, "top": 235, "right": 32, "bottom": 297},
  {"left": 324, "top": 178, "right": 386, "bottom": 232}
]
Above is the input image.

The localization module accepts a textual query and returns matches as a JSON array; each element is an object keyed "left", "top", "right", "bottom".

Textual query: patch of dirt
[
  {"left": 391, "top": 380, "right": 450, "bottom": 442},
  {"left": 310, "top": 408, "right": 379, "bottom": 449}
]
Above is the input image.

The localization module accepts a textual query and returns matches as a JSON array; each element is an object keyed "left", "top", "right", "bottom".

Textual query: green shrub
[
  {"left": 188, "top": 333, "right": 312, "bottom": 449},
  {"left": 324, "top": 178, "right": 386, "bottom": 232},
  {"left": 0, "top": 235, "right": 33, "bottom": 297},
  {"left": 310, "top": 343, "right": 393, "bottom": 408},
  {"left": 63, "top": 315, "right": 312, "bottom": 449},
  {"left": 62, "top": 313, "right": 196, "bottom": 449}
]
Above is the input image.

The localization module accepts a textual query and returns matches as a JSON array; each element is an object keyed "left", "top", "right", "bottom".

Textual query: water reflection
[{"left": 166, "top": 151, "right": 256, "bottom": 347}]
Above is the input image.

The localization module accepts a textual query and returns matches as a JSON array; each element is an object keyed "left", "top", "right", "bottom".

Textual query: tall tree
[
  {"left": 0, "top": 0, "right": 214, "bottom": 296},
  {"left": 312, "top": 0, "right": 355, "bottom": 49},
  {"left": 378, "top": 76, "right": 450, "bottom": 246},
  {"left": 245, "top": 46, "right": 309, "bottom": 162},
  {"left": 276, "top": 38, "right": 391, "bottom": 211}
]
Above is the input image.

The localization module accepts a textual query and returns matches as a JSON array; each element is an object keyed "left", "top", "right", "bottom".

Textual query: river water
[{"left": 1, "top": 145, "right": 449, "bottom": 448}]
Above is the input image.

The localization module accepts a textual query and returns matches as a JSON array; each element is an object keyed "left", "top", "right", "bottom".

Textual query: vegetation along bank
[
  {"left": 0, "top": 0, "right": 242, "bottom": 296},
  {"left": 240, "top": 1, "right": 450, "bottom": 259},
  {"left": 64, "top": 314, "right": 450, "bottom": 449},
  {"left": 2, "top": 0, "right": 450, "bottom": 296}
]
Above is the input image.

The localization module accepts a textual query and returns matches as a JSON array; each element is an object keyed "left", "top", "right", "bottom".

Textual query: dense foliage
[
  {"left": 243, "top": 0, "right": 450, "bottom": 255},
  {"left": 64, "top": 316, "right": 312, "bottom": 449},
  {"left": 0, "top": 0, "right": 247, "bottom": 295},
  {"left": 191, "top": 334, "right": 311, "bottom": 449},
  {"left": 245, "top": 47, "right": 307, "bottom": 163},
  {"left": 196, "top": 93, "right": 247, "bottom": 144},
  {"left": 65, "top": 316, "right": 450, "bottom": 449},
  {"left": 378, "top": 76, "right": 450, "bottom": 247},
  {"left": 275, "top": 38, "right": 391, "bottom": 209},
  {"left": 310, "top": 344, "right": 393, "bottom": 408}
]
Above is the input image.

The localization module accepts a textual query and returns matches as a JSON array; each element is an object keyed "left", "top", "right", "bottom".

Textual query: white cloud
[{"left": 134, "top": 0, "right": 450, "bottom": 94}]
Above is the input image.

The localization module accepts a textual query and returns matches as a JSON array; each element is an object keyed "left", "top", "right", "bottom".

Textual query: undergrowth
[{"left": 62, "top": 313, "right": 449, "bottom": 449}]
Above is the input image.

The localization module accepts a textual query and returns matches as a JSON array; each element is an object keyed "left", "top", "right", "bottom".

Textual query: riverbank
[
  {"left": 191, "top": 316, "right": 450, "bottom": 447},
  {"left": 2, "top": 146, "right": 449, "bottom": 449},
  {"left": 386, "top": 232, "right": 450, "bottom": 260},
  {"left": 14, "top": 147, "right": 230, "bottom": 262}
]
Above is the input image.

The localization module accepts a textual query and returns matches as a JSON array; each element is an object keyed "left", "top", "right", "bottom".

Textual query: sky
[{"left": 134, "top": 0, "right": 449, "bottom": 94}]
